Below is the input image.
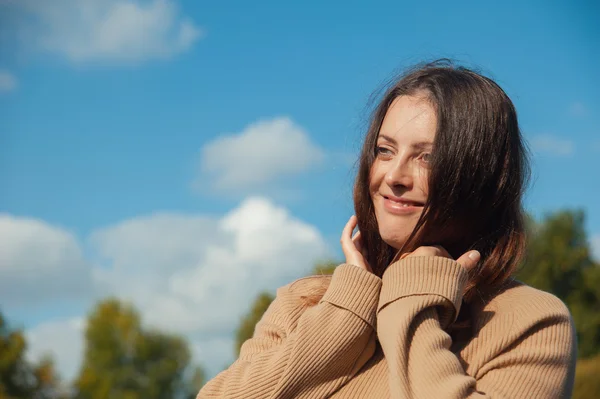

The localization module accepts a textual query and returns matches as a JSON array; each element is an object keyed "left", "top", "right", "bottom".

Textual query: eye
[
  {"left": 375, "top": 146, "right": 393, "bottom": 157},
  {"left": 419, "top": 152, "right": 432, "bottom": 163}
]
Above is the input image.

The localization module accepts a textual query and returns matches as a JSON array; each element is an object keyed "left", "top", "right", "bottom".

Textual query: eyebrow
[{"left": 377, "top": 134, "right": 433, "bottom": 150}]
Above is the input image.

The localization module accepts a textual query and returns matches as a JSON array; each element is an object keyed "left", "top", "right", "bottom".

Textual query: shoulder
[
  {"left": 461, "top": 281, "right": 577, "bottom": 395},
  {"left": 484, "top": 279, "right": 571, "bottom": 321},
  {"left": 275, "top": 274, "right": 332, "bottom": 310},
  {"left": 278, "top": 273, "right": 332, "bottom": 296},
  {"left": 256, "top": 274, "right": 332, "bottom": 333},
  {"left": 269, "top": 273, "right": 332, "bottom": 311},
  {"left": 472, "top": 279, "right": 574, "bottom": 344}
]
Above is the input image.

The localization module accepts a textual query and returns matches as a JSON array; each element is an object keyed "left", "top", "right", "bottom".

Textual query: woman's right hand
[{"left": 341, "top": 215, "right": 373, "bottom": 273}]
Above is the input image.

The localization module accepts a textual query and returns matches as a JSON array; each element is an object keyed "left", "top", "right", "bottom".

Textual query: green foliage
[
  {"left": 0, "top": 312, "right": 59, "bottom": 399},
  {"left": 74, "top": 298, "right": 192, "bottom": 399},
  {"left": 312, "top": 260, "right": 338, "bottom": 275},
  {"left": 235, "top": 292, "right": 275, "bottom": 356},
  {"left": 184, "top": 366, "right": 206, "bottom": 399},
  {"left": 517, "top": 210, "right": 600, "bottom": 358},
  {"left": 516, "top": 210, "right": 600, "bottom": 398},
  {"left": 518, "top": 211, "right": 593, "bottom": 299}
]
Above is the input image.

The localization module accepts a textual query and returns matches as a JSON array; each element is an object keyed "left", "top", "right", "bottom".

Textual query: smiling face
[{"left": 369, "top": 94, "right": 437, "bottom": 250}]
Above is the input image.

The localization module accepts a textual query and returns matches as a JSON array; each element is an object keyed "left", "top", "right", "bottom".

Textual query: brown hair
[{"left": 302, "top": 60, "right": 529, "bottom": 315}]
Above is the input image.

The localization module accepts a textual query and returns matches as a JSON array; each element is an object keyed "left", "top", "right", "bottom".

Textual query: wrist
[
  {"left": 377, "top": 256, "right": 468, "bottom": 322},
  {"left": 320, "top": 264, "right": 382, "bottom": 328}
]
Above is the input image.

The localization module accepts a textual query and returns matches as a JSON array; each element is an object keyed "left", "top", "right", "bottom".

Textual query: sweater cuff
[
  {"left": 320, "top": 264, "right": 382, "bottom": 328},
  {"left": 377, "top": 256, "right": 468, "bottom": 318}
]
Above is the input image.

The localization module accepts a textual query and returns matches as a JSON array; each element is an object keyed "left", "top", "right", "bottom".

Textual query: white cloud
[
  {"left": 26, "top": 318, "right": 85, "bottom": 382},
  {"left": 93, "top": 197, "right": 329, "bottom": 336},
  {"left": 569, "top": 102, "right": 587, "bottom": 117},
  {"left": 591, "top": 235, "right": 600, "bottom": 262},
  {"left": 6, "top": 0, "right": 202, "bottom": 64},
  {"left": 11, "top": 197, "right": 329, "bottom": 381},
  {"left": 0, "top": 214, "right": 93, "bottom": 308},
  {"left": 198, "top": 117, "right": 325, "bottom": 192},
  {"left": 530, "top": 134, "right": 575, "bottom": 157},
  {"left": 0, "top": 69, "right": 17, "bottom": 92},
  {"left": 6, "top": 198, "right": 329, "bottom": 380},
  {"left": 90, "top": 212, "right": 219, "bottom": 274}
]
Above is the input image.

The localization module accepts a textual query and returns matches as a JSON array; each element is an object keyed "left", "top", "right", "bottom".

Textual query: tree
[
  {"left": 234, "top": 293, "right": 274, "bottom": 357},
  {"left": 184, "top": 366, "right": 206, "bottom": 399},
  {"left": 74, "top": 298, "right": 192, "bottom": 399},
  {"left": 517, "top": 210, "right": 600, "bottom": 358},
  {"left": 0, "top": 312, "right": 59, "bottom": 399},
  {"left": 312, "top": 260, "right": 338, "bottom": 275},
  {"left": 513, "top": 210, "right": 600, "bottom": 398}
]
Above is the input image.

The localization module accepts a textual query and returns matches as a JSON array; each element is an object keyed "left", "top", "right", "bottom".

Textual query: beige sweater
[{"left": 198, "top": 256, "right": 577, "bottom": 398}]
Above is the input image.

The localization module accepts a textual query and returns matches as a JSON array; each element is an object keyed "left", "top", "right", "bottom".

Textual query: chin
[
  {"left": 380, "top": 231, "right": 408, "bottom": 251},
  {"left": 375, "top": 211, "right": 420, "bottom": 251}
]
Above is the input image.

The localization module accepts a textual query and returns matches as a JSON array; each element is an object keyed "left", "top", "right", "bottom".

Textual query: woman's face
[{"left": 369, "top": 95, "right": 437, "bottom": 250}]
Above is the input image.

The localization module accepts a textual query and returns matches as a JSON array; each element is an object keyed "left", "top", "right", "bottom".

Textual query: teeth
[{"left": 385, "top": 196, "right": 419, "bottom": 207}]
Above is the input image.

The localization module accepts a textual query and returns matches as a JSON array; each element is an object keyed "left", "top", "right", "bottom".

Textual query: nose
[{"left": 384, "top": 154, "right": 413, "bottom": 189}]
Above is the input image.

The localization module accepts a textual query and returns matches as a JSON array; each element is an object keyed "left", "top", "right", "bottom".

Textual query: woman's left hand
[{"left": 401, "top": 245, "right": 480, "bottom": 271}]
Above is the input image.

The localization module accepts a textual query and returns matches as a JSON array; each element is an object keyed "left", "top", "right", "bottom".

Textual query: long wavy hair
[{"left": 300, "top": 60, "right": 530, "bottom": 317}]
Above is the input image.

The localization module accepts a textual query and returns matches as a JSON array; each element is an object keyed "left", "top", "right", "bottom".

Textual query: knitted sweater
[{"left": 197, "top": 256, "right": 577, "bottom": 398}]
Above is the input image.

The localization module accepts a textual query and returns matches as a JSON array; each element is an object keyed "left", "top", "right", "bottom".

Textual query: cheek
[
  {"left": 416, "top": 169, "right": 430, "bottom": 196},
  {"left": 369, "top": 161, "right": 384, "bottom": 194},
  {"left": 369, "top": 179, "right": 378, "bottom": 198}
]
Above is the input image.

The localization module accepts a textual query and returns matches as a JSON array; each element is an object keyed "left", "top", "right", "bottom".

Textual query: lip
[{"left": 382, "top": 195, "right": 424, "bottom": 215}]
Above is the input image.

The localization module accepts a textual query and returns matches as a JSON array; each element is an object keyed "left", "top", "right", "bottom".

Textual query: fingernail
[{"left": 468, "top": 250, "right": 481, "bottom": 261}]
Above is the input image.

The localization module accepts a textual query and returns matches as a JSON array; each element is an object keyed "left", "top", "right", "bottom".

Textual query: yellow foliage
[{"left": 573, "top": 354, "right": 600, "bottom": 399}]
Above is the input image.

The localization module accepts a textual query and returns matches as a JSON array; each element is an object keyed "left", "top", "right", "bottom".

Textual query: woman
[{"left": 197, "top": 60, "right": 577, "bottom": 398}]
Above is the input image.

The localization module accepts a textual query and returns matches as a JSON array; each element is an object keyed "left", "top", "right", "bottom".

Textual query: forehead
[{"left": 378, "top": 95, "right": 437, "bottom": 143}]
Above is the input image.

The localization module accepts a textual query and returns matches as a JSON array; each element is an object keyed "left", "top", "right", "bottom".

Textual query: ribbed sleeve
[
  {"left": 196, "top": 264, "right": 381, "bottom": 399},
  {"left": 198, "top": 256, "right": 576, "bottom": 398},
  {"left": 378, "top": 256, "right": 468, "bottom": 327},
  {"left": 376, "top": 256, "right": 576, "bottom": 399},
  {"left": 321, "top": 264, "right": 382, "bottom": 328}
]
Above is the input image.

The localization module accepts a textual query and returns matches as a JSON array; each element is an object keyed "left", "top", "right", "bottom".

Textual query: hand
[
  {"left": 401, "top": 245, "right": 480, "bottom": 271},
  {"left": 341, "top": 215, "right": 373, "bottom": 273}
]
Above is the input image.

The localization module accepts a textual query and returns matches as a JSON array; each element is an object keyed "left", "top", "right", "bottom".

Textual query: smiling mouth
[
  {"left": 381, "top": 195, "right": 424, "bottom": 215},
  {"left": 383, "top": 195, "right": 424, "bottom": 207}
]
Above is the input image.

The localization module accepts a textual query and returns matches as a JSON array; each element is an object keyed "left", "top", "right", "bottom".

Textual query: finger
[
  {"left": 350, "top": 229, "right": 372, "bottom": 272},
  {"left": 353, "top": 232, "right": 372, "bottom": 272},
  {"left": 432, "top": 245, "right": 451, "bottom": 258},
  {"left": 361, "top": 246, "right": 369, "bottom": 261},
  {"left": 359, "top": 238, "right": 369, "bottom": 264},
  {"left": 352, "top": 230, "right": 363, "bottom": 251},
  {"left": 343, "top": 215, "right": 357, "bottom": 239},
  {"left": 456, "top": 250, "right": 480, "bottom": 271},
  {"left": 411, "top": 245, "right": 451, "bottom": 258},
  {"left": 352, "top": 230, "right": 369, "bottom": 262},
  {"left": 341, "top": 216, "right": 358, "bottom": 252}
]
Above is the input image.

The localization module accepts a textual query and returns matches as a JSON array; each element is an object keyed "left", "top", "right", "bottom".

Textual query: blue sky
[{"left": 0, "top": 0, "right": 598, "bottom": 383}]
